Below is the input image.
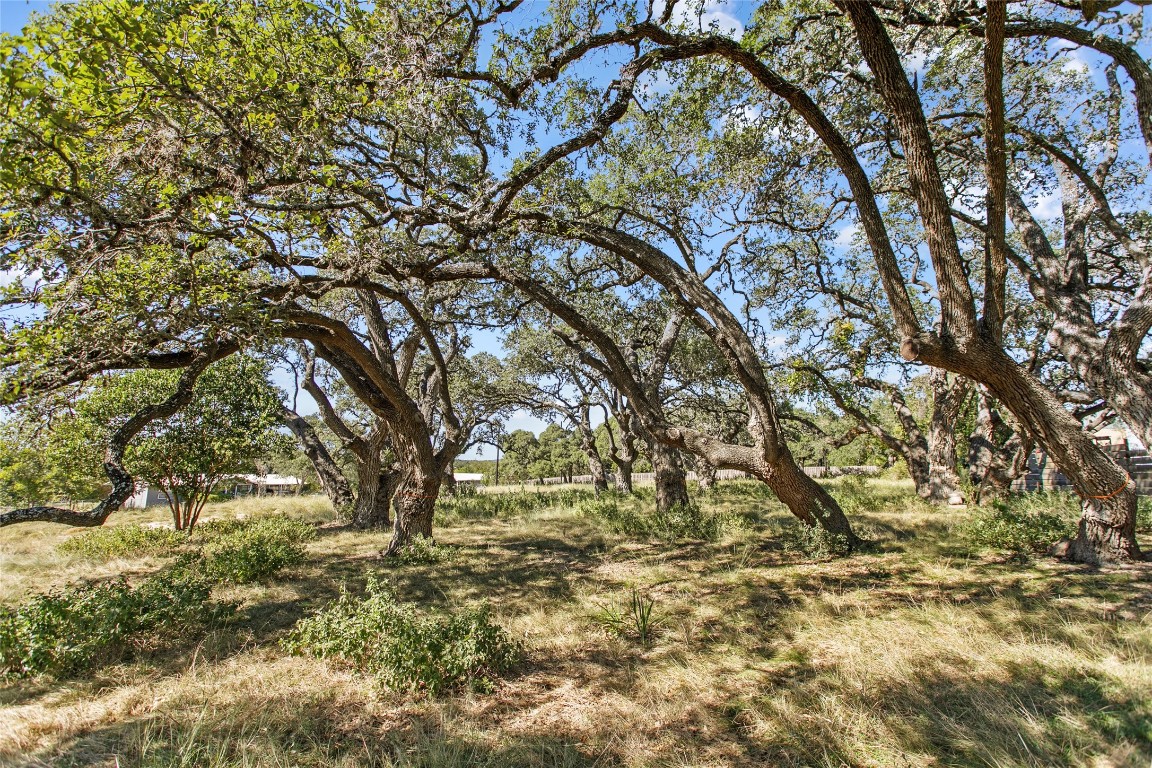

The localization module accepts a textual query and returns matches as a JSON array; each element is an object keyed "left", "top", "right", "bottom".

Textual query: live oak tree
[
  {"left": 48, "top": 356, "right": 288, "bottom": 531},
  {"left": 1, "top": 0, "right": 1146, "bottom": 563},
  {"left": 489, "top": 0, "right": 1142, "bottom": 562}
]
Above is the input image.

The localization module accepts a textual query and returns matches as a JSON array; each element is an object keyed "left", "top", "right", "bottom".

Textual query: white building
[
  {"left": 453, "top": 472, "right": 484, "bottom": 487},
  {"left": 228, "top": 474, "right": 304, "bottom": 497}
]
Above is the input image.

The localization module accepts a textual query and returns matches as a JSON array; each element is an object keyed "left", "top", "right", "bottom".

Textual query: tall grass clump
[
  {"left": 964, "top": 491, "right": 1080, "bottom": 558},
  {"left": 1137, "top": 496, "right": 1152, "bottom": 532},
  {"left": 580, "top": 495, "right": 729, "bottom": 541},
  {"left": 0, "top": 564, "right": 226, "bottom": 678},
  {"left": 778, "top": 522, "right": 852, "bottom": 560},
  {"left": 197, "top": 516, "right": 315, "bottom": 583},
  {"left": 435, "top": 488, "right": 594, "bottom": 522},
  {"left": 56, "top": 524, "right": 185, "bottom": 559},
  {"left": 283, "top": 577, "right": 521, "bottom": 695}
]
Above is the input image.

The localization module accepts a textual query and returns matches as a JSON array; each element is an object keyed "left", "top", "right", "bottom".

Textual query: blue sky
[{"left": 0, "top": 1, "right": 55, "bottom": 36}]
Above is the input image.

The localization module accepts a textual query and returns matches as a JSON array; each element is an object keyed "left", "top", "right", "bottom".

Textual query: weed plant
[
  {"left": 964, "top": 492, "right": 1080, "bottom": 558},
  {"left": 778, "top": 522, "right": 852, "bottom": 560},
  {"left": 389, "top": 536, "right": 456, "bottom": 565},
  {"left": 56, "top": 524, "right": 185, "bottom": 559},
  {"left": 283, "top": 577, "right": 521, "bottom": 695},
  {"left": 198, "top": 517, "right": 315, "bottom": 583},
  {"left": 592, "top": 588, "right": 660, "bottom": 644},
  {"left": 0, "top": 563, "right": 227, "bottom": 678}
]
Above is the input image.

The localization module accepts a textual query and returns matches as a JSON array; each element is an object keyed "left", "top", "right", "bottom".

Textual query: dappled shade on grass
[{"left": 0, "top": 481, "right": 1148, "bottom": 767}]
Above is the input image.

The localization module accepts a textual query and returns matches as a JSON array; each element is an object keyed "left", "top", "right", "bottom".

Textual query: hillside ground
[{"left": 0, "top": 480, "right": 1149, "bottom": 767}]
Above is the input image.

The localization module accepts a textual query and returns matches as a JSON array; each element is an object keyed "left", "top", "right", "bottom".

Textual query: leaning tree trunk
[
  {"left": 961, "top": 343, "right": 1140, "bottom": 563},
  {"left": 649, "top": 441, "right": 690, "bottom": 513},
  {"left": 281, "top": 407, "right": 355, "bottom": 515},
  {"left": 925, "top": 370, "right": 968, "bottom": 503},
  {"left": 753, "top": 454, "right": 863, "bottom": 551}
]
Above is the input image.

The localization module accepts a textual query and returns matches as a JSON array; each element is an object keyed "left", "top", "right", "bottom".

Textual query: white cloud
[
  {"left": 1032, "top": 189, "right": 1062, "bottom": 220},
  {"left": 834, "top": 223, "right": 859, "bottom": 247},
  {"left": 654, "top": 0, "right": 744, "bottom": 40}
]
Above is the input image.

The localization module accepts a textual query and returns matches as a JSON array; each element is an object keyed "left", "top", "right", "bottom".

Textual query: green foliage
[
  {"left": 1137, "top": 497, "right": 1152, "bottom": 533},
  {"left": 580, "top": 495, "right": 728, "bottom": 541},
  {"left": 0, "top": 419, "right": 105, "bottom": 505},
  {"left": 197, "top": 517, "right": 315, "bottom": 584},
  {"left": 435, "top": 488, "right": 594, "bottom": 522},
  {"left": 282, "top": 578, "right": 521, "bottom": 695},
  {"left": 389, "top": 536, "right": 457, "bottom": 566},
  {"left": 57, "top": 524, "right": 184, "bottom": 559},
  {"left": 779, "top": 522, "right": 852, "bottom": 560},
  {"left": 0, "top": 565, "right": 225, "bottom": 678},
  {"left": 964, "top": 493, "right": 1080, "bottom": 558},
  {"left": 42, "top": 356, "right": 291, "bottom": 531},
  {"left": 592, "top": 588, "right": 660, "bottom": 645}
]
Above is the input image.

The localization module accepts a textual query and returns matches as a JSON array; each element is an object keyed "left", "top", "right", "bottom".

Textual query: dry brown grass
[{"left": 1, "top": 481, "right": 1149, "bottom": 767}]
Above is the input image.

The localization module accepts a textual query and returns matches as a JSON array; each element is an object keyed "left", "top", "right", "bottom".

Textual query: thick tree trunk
[
  {"left": 695, "top": 456, "right": 718, "bottom": 492},
  {"left": 925, "top": 370, "right": 967, "bottom": 503},
  {"left": 384, "top": 464, "right": 440, "bottom": 555},
  {"left": 586, "top": 449, "right": 609, "bottom": 495},
  {"left": 649, "top": 441, "right": 690, "bottom": 512},
  {"left": 899, "top": 440, "right": 932, "bottom": 499},
  {"left": 281, "top": 407, "right": 355, "bottom": 514},
  {"left": 940, "top": 342, "right": 1140, "bottom": 563},
  {"left": 613, "top": 456, "right": 634, "bottom": 494},
  {"left": 352, "top": 454, "right": 396, "bottom": 530},
  {"left": 759, "top": 457, "right": 863, "bottom": 551}
]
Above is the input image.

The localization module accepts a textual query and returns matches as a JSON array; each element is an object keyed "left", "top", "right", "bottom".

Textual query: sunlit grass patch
[{"left": 0, "top": 484, "right": 1148, "bottom": 767}]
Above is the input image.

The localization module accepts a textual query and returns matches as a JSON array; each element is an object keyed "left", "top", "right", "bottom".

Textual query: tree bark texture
[
  {"left": 281, "top": 406, "right": 355, "bottom": 514},
  {"left": 926, "top": 370, "right": 968, "bottom": 503}
]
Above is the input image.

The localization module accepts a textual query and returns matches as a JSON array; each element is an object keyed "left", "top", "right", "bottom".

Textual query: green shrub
[
  {"left": 199, "top": 516, "right": 315, "bottom": 583},
  {"left": 57, "top": 524, "right": 185, "bottom": 559},
  {"left": 1137, "top": 497, "right": 1152, "bottom": 533},
  {"left": 580, "top": 495, "right": 728, "bottom": 541},
  {"left": 779, "top": 522, "right": 851, "bottom": 560},
  {"left": 390, "top": 536, "right": 456, "bottom": 565},
  {"left": 283, "top": 578, "right": 521, "bottom": 695},
  {"left": 0, "top": 565, "right": 223, "bottom": 678},
  {"left": 964, "top": 493, "right": 1079, "bottom": 558}
]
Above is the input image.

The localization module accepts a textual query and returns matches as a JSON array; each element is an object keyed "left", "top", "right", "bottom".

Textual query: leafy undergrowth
[
  {"left": 1, "top": 483, "right": 1149, "bottom": 768},
  {"left": 283, "top": 577, "right": 522, "bottom": 695}
]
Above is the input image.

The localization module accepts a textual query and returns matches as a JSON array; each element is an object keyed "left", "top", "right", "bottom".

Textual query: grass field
[{"left": 0, "top": 481, "right": 1149, "bottom": 767}]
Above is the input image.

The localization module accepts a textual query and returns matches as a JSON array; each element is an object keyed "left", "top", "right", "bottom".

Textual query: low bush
[
  {"left": 964, "top": 493, "right": 1079, "bottom": 558},
  {"left": 1137, "top": 497, "right": 1152, "bottom": 533},
  {"left": 580, "top": 495, "right": 729, "bottom": 541},
  {"left": 199, "top": 516, "right": 315, "bottom": 583},
  {"left": 0, "top": 564, "right": 224, "bottom": 678},
  {"left": 56, "top": 524, "right": 185, "bottom": 559},
  {"left": 283, "top": 578, "right": 521, "bottom": 695},
  {"left": 779, "top": 522, "right": 852, "bottom": 560},
  {"left": 390, "top": 536, "right": 457, "bottom": 565}
]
